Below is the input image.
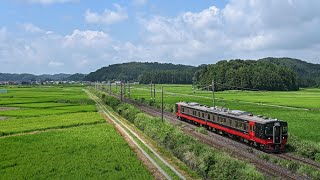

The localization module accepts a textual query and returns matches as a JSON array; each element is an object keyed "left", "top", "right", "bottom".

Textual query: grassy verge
[{"left": 259, "top": 154, "right": 320, "bottom": 179}]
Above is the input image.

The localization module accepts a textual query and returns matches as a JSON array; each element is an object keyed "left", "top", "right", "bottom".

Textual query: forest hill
[{"left": 193, "top": 60, "right": 299, "bottom": 91}]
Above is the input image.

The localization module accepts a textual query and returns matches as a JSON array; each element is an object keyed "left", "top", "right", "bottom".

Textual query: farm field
[
  {"left": 0, "top": 86, "right": 152, "bottom": 179},
  {"left": 0, "top": 124, "right": 152, "bottom": 179},
  {"left": 110, "top": 84, "right": 320, "bottom": 143}
]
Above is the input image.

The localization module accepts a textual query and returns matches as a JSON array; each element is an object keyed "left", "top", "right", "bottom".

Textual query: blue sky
[{"left": 0, "top": 0, "right": 320, "bottom": 74}]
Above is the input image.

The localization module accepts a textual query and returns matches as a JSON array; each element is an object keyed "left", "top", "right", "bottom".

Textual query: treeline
[
  {"left": 259, "top": 57, "right": 320, "bottom": 87},
  {"left": 138, "top": 70, "right": 194, "bottom": 84},
  {"left": 84, "top": 62, "right": 198, "bottom": 83},
  {"left": 193, "top": 60, "right": 299, "bottom": 91},
  {"left": 0, "top": 73, "right": 86, "bottom": 81}
]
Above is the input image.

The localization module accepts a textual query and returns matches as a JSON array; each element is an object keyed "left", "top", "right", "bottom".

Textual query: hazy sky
[{"left": 0, "top": 0, "right": 320, "bottom": 74}]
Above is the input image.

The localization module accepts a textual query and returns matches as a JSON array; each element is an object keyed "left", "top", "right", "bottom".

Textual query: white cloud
[
  {"left": 1, "top": 1, "right": 320, "bottom": 74},
  {"left": 23, "top": 0, "right": 76, "bottom": 5},
  {"left": 63, "top": 29, "right": 111, "bottom": 47},
  {"left": 85, "top": 4, "right": 128, "bottom": 25},
  {"left": 21, "top": 23, "right": 45, "bottom": 33},
  {"left": 139, "top": 0, "right": 320, "bottom": 64}
]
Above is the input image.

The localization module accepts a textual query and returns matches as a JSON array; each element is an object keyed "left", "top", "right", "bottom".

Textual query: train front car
[
  {"left": 175, "top": 102, "right": 288, "bottom": 153},
  {"left": 263, "top": 121, "right": 288, "bottom": 152}
]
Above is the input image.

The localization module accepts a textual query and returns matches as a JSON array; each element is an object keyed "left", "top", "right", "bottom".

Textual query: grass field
[
  {"left": 109, "top": 84, "right": 320, "bottom": 143},
  {"left": 0, "top": 85, "right": 152, "bottom": 179}
]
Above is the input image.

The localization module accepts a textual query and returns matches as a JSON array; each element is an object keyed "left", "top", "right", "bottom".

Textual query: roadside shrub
[
  {"left": 287, "top": 134, "right": 320, "bottom": 162},
  {"left": 103, "top": 95, "right": 120, "bottom": 108}
]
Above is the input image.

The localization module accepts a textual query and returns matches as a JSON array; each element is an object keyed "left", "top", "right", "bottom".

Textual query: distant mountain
[
  {"left": 258, "top": 57, "right": 320, "bottom": 87},
  {"left": 84, "top": 62, "right": 198, "bottom": 84},
  {"left": 65, "top": 73, "right": 86, "bottom": 81},
  {"left": 0, "top": 73, "right": 86, "bottom": 82}
]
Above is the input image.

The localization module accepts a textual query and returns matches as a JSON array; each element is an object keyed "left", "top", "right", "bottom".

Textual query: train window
[
  {"left": 265, "top": 123, "right": 273, "bottom": 135},
  {"left": 208, "top": 114, "right": 211, "bottom": 120},
  {"left": 198, "top": 112, "right": 200, "bottom": 117},
  {"left": 282, "top": 126, "right": 288, "bottom": 134},
  {"left": 228, "top": 119, "right": 232, "bottom": 126},
  {"left": 182, "top": 108, "right": 184, "bottom": 113},
  {"left": 235, "top": 121, "right": 238, "bottom": 128},
  {"left": 244, "top": 123, "right": 247, "bottom": 131},
  {"left": 202, "top": 113, "right": 204, "bottom": 118}
]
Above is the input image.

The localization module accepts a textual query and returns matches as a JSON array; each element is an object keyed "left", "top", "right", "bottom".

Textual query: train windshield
[
  {"left": 282, "top": 122, "right": 288, "bottom": 134},
  {"left": 265, "top": 123, "right": 273, "bottom": 135},
  {"left": 265, "top": 122, "right": 288, "bottom": 135}
]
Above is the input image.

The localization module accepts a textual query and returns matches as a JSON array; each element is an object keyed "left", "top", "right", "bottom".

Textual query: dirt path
[
  {"left": 0, "top": 107, "right": 19, "bottom": 111},
  {"left": 101, "top": 112, "right": 166, "bottom": 180}
]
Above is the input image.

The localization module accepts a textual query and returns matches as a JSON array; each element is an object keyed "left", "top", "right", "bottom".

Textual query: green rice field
[{"left": 0, "top": 86, "right": 152, "bottom": 179}]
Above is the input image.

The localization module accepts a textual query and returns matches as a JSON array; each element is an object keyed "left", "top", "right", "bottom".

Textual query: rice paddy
[{"left": 0, "top": 85, "right": 152, "bottom": 179}]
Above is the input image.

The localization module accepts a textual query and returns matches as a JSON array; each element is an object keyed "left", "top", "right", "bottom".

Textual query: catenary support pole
[
  {"left": 154, "top": 84, "right": 156, "bottom": 102},
  {"left": 120, "top": 82, "right": 123, "bottom": 101},
  {"left": 161, "top": 86, "right": 164, "bottom": 122},
  {"left": 128, "top": 81, "right": 130, "bottom": 98},
  {"left": 212, "top": 79, "right": 215, "bottom": 107}
]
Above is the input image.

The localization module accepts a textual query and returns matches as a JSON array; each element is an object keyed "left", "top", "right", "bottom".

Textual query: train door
[
  {"left": 175, "top": 104, "right": 180, "bottom": 113},
  {"left": 273, "top": 122, "right": 282, "bottom": 144},
  {"left": 249, "top": 121, "right": 255, "bottom": 138}
]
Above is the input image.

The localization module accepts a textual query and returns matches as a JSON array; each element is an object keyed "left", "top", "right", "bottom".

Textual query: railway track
[
  {"left": 112, "top": 95, "right": 311, "bottom": 179},
  {"left": 85, "top": 90, "right": 186, "bottom": 180},
  {"left": 275, "top": 153, "right": 320, "bottom": 170}
]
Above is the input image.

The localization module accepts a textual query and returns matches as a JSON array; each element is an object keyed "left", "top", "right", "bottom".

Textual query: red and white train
[{"left": 175, "top": 102, "right": 288, "bottom": 152}]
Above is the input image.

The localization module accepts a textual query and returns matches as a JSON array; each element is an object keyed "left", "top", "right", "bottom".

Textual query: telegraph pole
[
  {"left": 150, "top": 81, "right": 153, "bottom": 101},
  {"left": 120, "top": 82, "right": 123, "bottom": 101},
  {"left": 108, "top": 80, "right": 111, "bottom": 95},
  {"left": 124, "top": 81, "right": 126, "bottom": 97},
  {"left": 161, "top": 86, "right": 164, "bottom": 122},
  {"left": 212, "top": 79, "right": 215, "bottom": 107},
  {"left": 153, "top": 84, "right": 156, "bottom": 102},
  {"left": 128, "top": 81, "right": 130, "bottom": 98}
]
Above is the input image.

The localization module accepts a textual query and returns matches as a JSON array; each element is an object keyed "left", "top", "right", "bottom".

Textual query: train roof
[{"left": 177, "top": 102, "right": 285, "bottom": 124}]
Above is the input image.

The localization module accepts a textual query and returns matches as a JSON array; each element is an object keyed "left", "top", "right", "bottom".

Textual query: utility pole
[
  {"left": 150, "top": 81, "right": 153, "bottom": 101},
  {"left": 153, "top": 84, "right": 156, "bottom": 102},
  {"left": 124, "top": 81, "right": 126, "bottom": 97},
  {"left": 120, "top": 82, "right": 123, "bottom": 101},
  {"left": 108, "top": 80, "right": 111, "bottom": 95},
  {"left": 128, "top": 81, "right": 130, "bottom": 98},
  {"left": 212, "top": 79, "right": 215, "bottom": 107},
  {"left": 161, "top": 86, "right": 164, "bottom": 122}
]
